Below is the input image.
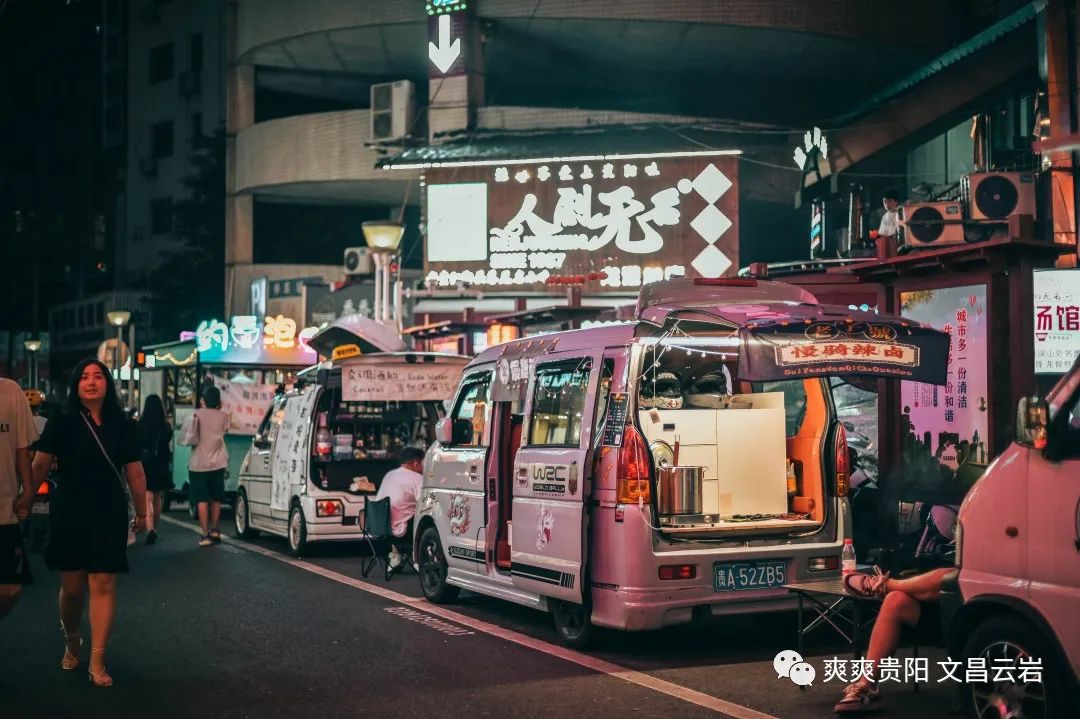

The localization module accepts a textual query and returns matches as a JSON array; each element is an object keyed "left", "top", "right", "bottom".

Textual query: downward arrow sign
[{"left": 428, "top": 14, "right": 461, "bottom": 74}]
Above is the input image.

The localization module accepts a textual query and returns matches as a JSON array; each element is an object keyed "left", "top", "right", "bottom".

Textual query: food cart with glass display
[{"left": 140, "top": 314, "right": 321, "bottom": 513}]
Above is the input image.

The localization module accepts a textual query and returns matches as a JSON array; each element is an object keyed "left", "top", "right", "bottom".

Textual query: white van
[
  {"left": 234, "top": 352, "right": 469, "bottom": 556},
  {"left": 414, "top": 278, "right": 950, "bottom": 647}
]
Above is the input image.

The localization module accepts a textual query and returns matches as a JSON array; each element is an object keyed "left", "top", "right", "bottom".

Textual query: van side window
[
  {"left": 529, "top": 359, "right": 592, "bottom": 447},
  {"left": 1047, "top": 390, "right": 1080, "bottom": 461},
  {"left": 254, "top": 396, "right": 285, "bottom": 445},
  {"left": 756, "top": 380, "right": 808, "bottom": 437},
  {"left": 593, "top": 359, "right": 616, "bottom": 442},
  {"left": 452, "top": 376, "right": 491, "bottom": 447}
]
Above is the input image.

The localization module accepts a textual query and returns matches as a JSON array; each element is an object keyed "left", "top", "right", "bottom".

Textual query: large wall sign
[
  {"left": 423, "top": 152, "right": 740, "bottom": 292},
  {"left": 899, "top": 285, "right": 990, "bottom": 474},
  {"left": 1033, "top": 268, "right": 1080, "bottom": 374}
]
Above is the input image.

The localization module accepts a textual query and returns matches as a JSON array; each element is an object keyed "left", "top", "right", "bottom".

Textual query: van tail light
[
  {"left": 659, "top": 564, "right": 697, "bottom": 580},
  {"left": 36, "top": 480, "right": 50, "bottom": 496},
  {"left": 833, "top": 423, "right": 851, "bottom": 496},
  {"left": 316, "top": 499, "right": 343, "bottom": 517},
  {"left": 834, "top": 423, "right": 849, "bottom": 497},
  {"left": 616, "top": 425, "right": 652, "bottom": 505}
]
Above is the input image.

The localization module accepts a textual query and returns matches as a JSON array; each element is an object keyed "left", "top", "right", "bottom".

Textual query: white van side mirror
[
  {"left": 436, "top": 417, "right": 453, "bottom": 445},
  {"left": 1015, "top": 396, "right": 1048, "bottom": 449}
]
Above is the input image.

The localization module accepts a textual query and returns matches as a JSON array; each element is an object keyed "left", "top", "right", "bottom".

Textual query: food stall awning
[
  {"left": 143, "top": 339, "right": 198, "bottom": 368},
  {"left": 487, "top": 305, "right": 613, "bottom": 328},
  {"left": 402, "top": 320, "right": 489, "bottom": 339},
  {"left": 308, "top": 314, "right": 406, "bottom": 358}
]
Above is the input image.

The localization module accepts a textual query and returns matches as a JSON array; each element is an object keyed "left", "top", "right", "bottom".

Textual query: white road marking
[{"left": 162, "top": 516, "right": 777, "bottom": 719}]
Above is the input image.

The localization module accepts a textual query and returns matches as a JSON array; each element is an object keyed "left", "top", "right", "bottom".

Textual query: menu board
[
  {"left": 601, "top": 392, "right": 629, "bottom": 446},
  {"left": 1033, "top": 268, "right": 1080, "bottom": 374},
  {"left": 343, "top": 363, "right": 463, "bottom": 403}
]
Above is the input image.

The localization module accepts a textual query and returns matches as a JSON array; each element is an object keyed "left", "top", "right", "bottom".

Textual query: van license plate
[{"left": 714, "top": 560, "right": 787, "bottom": 592}]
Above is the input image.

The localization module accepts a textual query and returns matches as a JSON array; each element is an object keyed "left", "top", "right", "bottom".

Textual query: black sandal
[{"left": 209, "top": 530, "right": 222, "bottom": 544}]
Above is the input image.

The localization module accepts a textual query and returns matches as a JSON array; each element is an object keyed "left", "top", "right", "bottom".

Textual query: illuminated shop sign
[
  {"left": 194, "top": 315, "right": 319, "bottom": 365},
  {"left": 423, "top": 152, "right": 740, "bottom": 292},
  {"left": 1033, "top": 268, "right": 1080, "bottom": 374}
]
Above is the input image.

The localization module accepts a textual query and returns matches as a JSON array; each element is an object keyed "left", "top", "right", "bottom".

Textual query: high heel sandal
[
  {"left": 87, "top": 649, "right": 113, "bottom": 688},
  {"left": 60, "top": 622, "right": 82, "bottom": 671}
]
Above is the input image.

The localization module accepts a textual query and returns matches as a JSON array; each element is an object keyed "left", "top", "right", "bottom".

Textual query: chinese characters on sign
[
  {"left": 900, "top": 286, "right": 989, "bottom": 472},
  {"left": 424, "top": 154, "right": 739, "bottom": 292},
  {"left": 1033, "top": 269, "right": 1080, "bottom": 374},
  {"left": 342, "top": 364, "right": 463, "bottom": 403},
  {"left": 210, "top": 376, "right": 277, "bottom": 436},
  {"left": 194, "top": 316, "right": 319, "bottom": 365},
  {"left": 818, "top": 656, "right": 1042, "bottom": 685}
]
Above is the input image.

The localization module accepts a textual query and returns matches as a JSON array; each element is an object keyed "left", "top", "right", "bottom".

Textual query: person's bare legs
[
  {"left": 197, "top": 502, "right": 210, "bottom": 536},
  {"left": 151, "top": 492, "right": 163, "bottom": 529},
  {"left": 209, "top": 500, "right": 221, "bottom": 534},
  {"left": 883, "top": 567, "right": 951, "bottom": 602},
  {"left": 145, "top": 492, "right": 157, "bottom": 533},
  {"left": 866, "top": 591, "right": 922, "bottom": 666},
  {"left": 87, "top": 573, "right": 117, "bottom": 684},
  {"left": 59, "top": 571, "right": 88, "bottom": 666}
]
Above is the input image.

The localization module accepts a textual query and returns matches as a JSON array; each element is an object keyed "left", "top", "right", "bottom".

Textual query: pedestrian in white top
[
  {"left": 0, "top": 378, "right": 39, "bottom": 621},
  {"left": 375, "top": 447, "right": 425, "bottom": 570},
  {"left": 179, "top": 385, "right": 230, "bottom": 547}
]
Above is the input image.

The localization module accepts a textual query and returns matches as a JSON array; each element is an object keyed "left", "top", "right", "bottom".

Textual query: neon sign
[{"left": 194, "top": 315, "right": 320, "bottom": 365}]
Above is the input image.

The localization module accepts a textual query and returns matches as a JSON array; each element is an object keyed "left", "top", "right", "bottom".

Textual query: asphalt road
[{"left": 1, "top": 513, "right": 961, "bottom": 719}]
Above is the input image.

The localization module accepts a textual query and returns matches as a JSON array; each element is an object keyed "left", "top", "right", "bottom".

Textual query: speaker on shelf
[{"left": 902, "top": 201, "right": 965, "bottom": 249}]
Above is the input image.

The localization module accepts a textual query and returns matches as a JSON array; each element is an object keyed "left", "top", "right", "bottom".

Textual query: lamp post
[
  {"left": 106, "top": 310, "right": 131, "bottom": 395},
  {"left": 360, "top": 221, "right": 404, "bottom": 329},
  {"left": 23, "top": 338, "right": 42, "bottom": 389}
]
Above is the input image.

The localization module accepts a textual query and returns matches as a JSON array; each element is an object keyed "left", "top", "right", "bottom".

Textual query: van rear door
[{"left": 512, "top": 351, "right": 604, "bottom": 603}]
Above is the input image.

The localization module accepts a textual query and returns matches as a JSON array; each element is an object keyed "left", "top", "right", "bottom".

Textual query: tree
[{"left": 150, "top": 130, "right": 226, "bottom": 341}]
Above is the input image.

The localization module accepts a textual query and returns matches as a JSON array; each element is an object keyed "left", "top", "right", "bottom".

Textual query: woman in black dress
[
  {"left": 138, "top": 394, "right": 172, "bottom": 545},
  {"left": 31, "top": 359, "right": 147, "bottom": 688}
]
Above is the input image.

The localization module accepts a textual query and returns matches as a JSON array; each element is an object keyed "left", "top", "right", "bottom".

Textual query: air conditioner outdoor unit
[
  {"left": 178, "top": 71, "right": 201, "bottom": 98},
  {"left": 902, "top": 201, "right": 965, "bottom": 248},
  {"left": 962, "top": 171, "right": 1036, "bottom": 221},
  {"left": 369, "top": 80, "right": 415, "bottom": 143},
  {"left": 343, "top": 247, "right": 373, "bottom": 276}
]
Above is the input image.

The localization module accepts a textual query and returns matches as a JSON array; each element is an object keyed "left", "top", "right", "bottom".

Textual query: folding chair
[{"left": 360, "top": 497, "right": 392, "bottom": 579}]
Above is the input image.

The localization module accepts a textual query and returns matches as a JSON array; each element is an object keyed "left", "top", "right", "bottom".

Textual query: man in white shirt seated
[
  {"left": 374, "top": 447, "right": 425, "bottom": 572},
  {"left": 878, "top": 188, "right": 903, "bottom": 243}
]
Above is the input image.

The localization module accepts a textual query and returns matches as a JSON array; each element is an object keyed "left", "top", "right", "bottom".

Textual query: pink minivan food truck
[
  {"left": 941, "top": 356, "right": 1080, "bottom": 718},
  {"left": 415, "top": 278, "right": 949, "bottom": 647}
]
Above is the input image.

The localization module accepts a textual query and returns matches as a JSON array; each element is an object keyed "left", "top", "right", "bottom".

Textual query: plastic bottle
[
  {"left": 315, "top": 412, "right": 332, "bottom": 459},
  {"left": 841, "top": 538, "right": 857, "bottom": 575},
  {"left": 786, "top": 459, "right": 797, "bottom": 497}
]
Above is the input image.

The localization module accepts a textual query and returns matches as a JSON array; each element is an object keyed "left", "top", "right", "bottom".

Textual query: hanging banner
[
  {"left": 737, "top": 319, "right": 949, "bottom": 384},
  {"left": 270, "top": 387, "right": 318, "bottom": 511},
  {"left": 1033, "top": 268, "right": 1080, "bottom": 374},
  {"left": 342, "top": 362, "right": 466, "bottom": 403},
  {"left": 210, "top": 376, "right": 277, "bottom": 436},
  {"left": 899, "top": 285, "right": 990, "bottom": 475}
]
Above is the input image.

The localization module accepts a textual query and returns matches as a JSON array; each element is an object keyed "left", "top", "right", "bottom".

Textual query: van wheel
[
  {"left": 233, "top": 491, "right": 259, "bottom": 540},
  {"left": 552, "top": 599, "right": 593, "bottom": 650},
  {"left": 287, "top": 503, "right": 307, "bottom": 557},
  {"left": 418, "top": 528, "right": 459, "bottom": 604},
  {"left": 961, "top": 615, "right": 1063, "bottom": 719}
]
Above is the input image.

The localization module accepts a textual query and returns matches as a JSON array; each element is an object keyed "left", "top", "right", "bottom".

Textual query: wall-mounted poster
[
  {"left": 1033, "top": 268, "right": 1080, "bottom": 374},
  {"left": 899, "top": 285, "right": 990, "bottom": 482}
]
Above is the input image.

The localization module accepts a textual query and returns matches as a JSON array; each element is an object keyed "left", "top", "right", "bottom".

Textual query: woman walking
[
  {"left": 180, "top": 385, "right": 229, "bottom": 547},
  {"left": 31, "top": 359, "right": 147, "bottom": 687},
  {"left": 138, "top": 394, "right": 172, "bottom": 545}
]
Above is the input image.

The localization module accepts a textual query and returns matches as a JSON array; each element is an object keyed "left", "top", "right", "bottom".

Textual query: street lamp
[
  {"left": 23, "top": 338, "right": 42, "bottom": 389},
  {"left": 361, "top": 221, "right": 405, "bottom": 327},
  {"left": 106, "top": 310, "right": 130, "bottom": 379}
]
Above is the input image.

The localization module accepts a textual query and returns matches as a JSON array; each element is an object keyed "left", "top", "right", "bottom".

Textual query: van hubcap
[
  {"left": 970, "top": 641, "right": 1046, "bottom": 719},
  {"left": 235, "top": 496, "right": 247, "bottom": 533},
  {"left": 289, "top": 511, "right": 301, "bottom": 548},
  {"left": 420, "top": 539, "right": 444, "bottom": 593}
]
